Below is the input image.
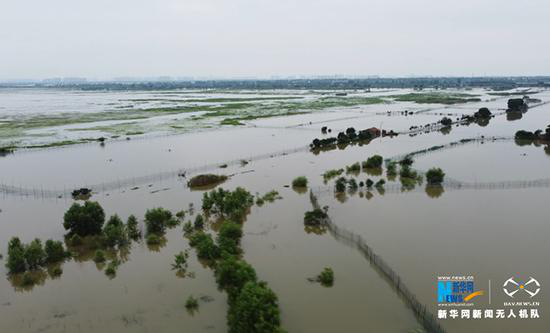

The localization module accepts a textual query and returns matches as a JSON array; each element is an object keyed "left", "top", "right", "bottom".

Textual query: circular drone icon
[{"left": 503, "top": 277, "right": 541, "bottom": 298}]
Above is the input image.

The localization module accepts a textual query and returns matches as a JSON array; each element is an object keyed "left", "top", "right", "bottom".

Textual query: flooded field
[{"left": 1, "top": 87, "right": 549, "bottom": 332}]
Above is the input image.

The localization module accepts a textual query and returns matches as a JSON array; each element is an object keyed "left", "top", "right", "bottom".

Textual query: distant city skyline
[{"left": 1, "top": 0, "right": 549, "bottom": 79}]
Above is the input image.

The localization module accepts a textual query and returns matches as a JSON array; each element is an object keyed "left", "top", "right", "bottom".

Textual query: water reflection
[{"left": 425, "top": 185, "right": 445, "bottom": 198}]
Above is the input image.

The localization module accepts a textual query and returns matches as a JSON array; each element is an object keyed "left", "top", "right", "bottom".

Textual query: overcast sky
[{"left": 1, "top": 0, "right": 549, "bottom": 79}]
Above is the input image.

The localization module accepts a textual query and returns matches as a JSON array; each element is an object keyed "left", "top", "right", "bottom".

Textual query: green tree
[
  {"left": 215, "top": 256, "right": 257, "bottom": 297},
  {"left": 44, "top": 240, "right": 66, "bottom": 263},
  {"left": 317, "top": 267, "right": 334, "bottom": 287},
  {"left": 126, "top": 215, "right": 141, "bottom": 239},
  {"left": 291, "top": 176, "right": 308, "bottom": 188},
  {"left": 189, "top": 232, "right": 220, "bottom": 260},
  {"left": 228, "top": 281, "right": 282, "bottom": 333},
  {"left": 363, "top": 155, "right": 383, "bottom": 168},
  {"left": 63, "top": 201, "right": 105, "bottom": 236},
  {"left": 426, "top": 168, "right": 445, "bottom": 185},
  {"left": 24, "top": 239, "right": 46, "bottom": 270},
  {"left": 103, "top": 214, "right": 128, "bottom": 247},
  {"left": 145, "top": 207, "right": 173, "bottom": 234},
  {"left": 6, "top": 237, "right": 26, "bottom": 274}
]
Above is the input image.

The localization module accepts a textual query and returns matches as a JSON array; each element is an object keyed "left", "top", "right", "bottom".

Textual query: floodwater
[{"left": 1, "top": 87, "right": 549, "bottom": 332}]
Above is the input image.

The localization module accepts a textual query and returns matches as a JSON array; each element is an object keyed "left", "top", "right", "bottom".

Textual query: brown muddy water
[{"left": 1, "top": 88, "right": 550, "bottom": 332}]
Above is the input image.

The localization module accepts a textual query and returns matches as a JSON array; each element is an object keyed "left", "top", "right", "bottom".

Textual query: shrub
[
  {"left": 217, "top": 222, "right": 243, "bottom": 255},
  {"left": 292, "top": 176, "right": 308, "bottom": 188},
  {"left": 515, "top": 130, "right": 536, "bottom": 141},
  {"left": 187, "top": 174, "right": 228, "bottom": 188},
  {"left": 318, "top": 267, "right": 334, "bottom": 287},
  {"left": 189, "top": 232, "right": 220, "bottom": 260},
  {"left": 228, "top": 281, "right": 282, "bottom": 333},
  {"left": 346, "top": 162, "right": 361, "bottom": 174},
  {"left": 440, "top": 117, "right": 452, "bottom": 126},
  {"left": 375, "top": 179, "right": 386, "bottom": 188},
  {"left": 172, "top": 251, "right": 189, "bottom": 271},
  {"left": 63, "top": 201, "right": 105, "bottom": 236},
  {"left": 334, "top": 177, "right": 347, "bottom": 193},
  {"left": 426, "top": 168, "right": 445, "bottom": 185},
  {"left": 145, "top": 207, "right": 173, "bottom": 234},
  {"left": 304, "top": 208, "right": 328, "bottom": 226},
  {"left": 105, "top": 261, "right": 118, "bottom": 277},
  {"left": 126, "top": 215, "right": 141, "bottom": 239},
  {"left": 202, "top": 187, "right": 254, "bottom": 221},
  {"left": 215, "top": 256, "right": 257, "bottom": 296},
  {"left": 182, "top": 221, "right": 193, "bottom": 234},
  {"left": 323, "top": 168, "right": 344, "bottom": 181},
  {"left": 185, "top": 296, "right": 199, "bottom": 310},
  {"left": 366, "top": 179, "right": 374, "bottom": 188},
  {"left": 347, "top": 178, "right": 358, "bottom": 191},
  {"left": 260, "top": 190, "right": 281, "bottom": 203},
  {"left": 474, "top": 107, "right": 492, "bottom": 118},
  {"left": 399, "top": 156, "right": 414, "bottom": 166},
  {"left": 386, "top": 161, "right": 398, "bottom": 177},
  {"left": 175, "top": 210, "right": 186, "bottom": 219},
  {"left": 44, "top": 240, "right": 66, "bottom": 263},
  {"left": 194, "top": 215, "right": 205, "bottom": 230},
  {"left": 103, "top": 214, "right": 128, "bottom": 247},
  {"left": 94, "top": 250, "right": 106, "bottom": 263},
  {"left": 363, "top": 155, "right": 383, "bottom": 169},
  {"left": 399, "top": 165, "right": 418, "bottom": 179},
  {"left": 6, "top": 237, "right": 26, "bottom": 274},
  {"left": 24, "top": 239, "right": 46, "bottom": 270}
]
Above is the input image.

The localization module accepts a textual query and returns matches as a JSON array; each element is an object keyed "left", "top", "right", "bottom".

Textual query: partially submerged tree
[
  {"left": 292, "top": 176, "right": 308, "bottom": 188},
  {"left": 145, "top": 208, "right": 174, "bottom": 235},
  {"left": 227, "top": 281, "right": 282, "bottom": 333},
  {"left": 363, "top": 155, "right": 383, "bottom": 169},
  {"left": 426, "top": 168, "right": 445, "bottom": 185},
  {"left": 63, "top": 201, "right": 105, "bottom": 237}
]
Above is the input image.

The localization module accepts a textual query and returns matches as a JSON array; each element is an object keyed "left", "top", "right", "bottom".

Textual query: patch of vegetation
[
  {"left": 188, "top": 174, "right": 228, "bottom": 189},
  {"left": 172, "top": 250, "right": 190, "bottom": 271},
  {"left": 292, "top": 176, "right": 308, "bottom": 188},
  {"left": 317, "top": 267, "right": 334, "bottom": 287},
  {"left": 63, "top": 201, "right": 106, "bottom": 237},
  {"left": 386, "top": 161, "right": 398, "bottom": 178},
  {"left": 426, "top": 168, "right": 445, "bottom": 185},
  {"left": 304, "top": 208, "right": 328, "bottom": 226},
  {"left": 94, "top": 250, "right": 106, "bottom": 263},
  {"left": 363, "top": 155, "right": 383, "bottom": 169},
  {"left": 5, "top": 237, "right": 68, "bottom": 274},
  {"left": 185, "top": 295, "right": 199, "bottom": 311},
  {"left": 215, "top": 256, "right": 257, "bottom": 296},
  {"left": 189, "top": 232, "right": 220, "bottom": 260},
  {"left": 335, "top": 177, "right": 348, "bottom": 193},
  {"left": 346, "top": 162, "right": 361, "bottom": 174},
  {"left": 217, "top": 222, "right": 243, "bottom": 256},
  {"left": 389, "top": 93, "right": 481, "bottom": 104},
  {"left": 44, "top": 240, "right": 68, "bottom": 263},
  {"left": 102, "top": 214, "right": 128, "bottom": 248},
  {"left": 145, "top": 207, "right": 175, "bottom": 235},
  {"left": 221, "top": 118, "right": 246, "bottom": 126},
  {"left": 323, "top": 168, "right": 344, "bottom": 181},
  {"left": 126, "top": 215, "right": 141, "bottom": 240},
  {"left": 202, "top": 187, "right": 255, "bottom": 222},
  {"left": 256, "top": 190, "right": 282, "bottom": 205},
  {"left": 227, "top": 281, "right": 282, "bottom": 333}
]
